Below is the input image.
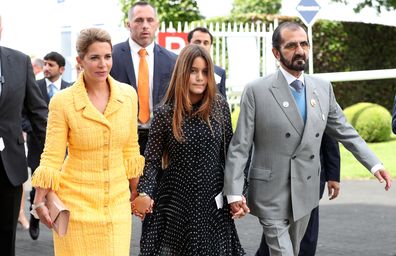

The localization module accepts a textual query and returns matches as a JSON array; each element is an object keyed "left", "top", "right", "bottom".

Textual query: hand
[
  {"left": 229, "top": 196, "right": 250, "bottom": 219},
  {"left": 327, "top": 181, "right": 340, "bottom": 200},
  {"left": 374, "top": 169, "right": 392, "bottom": 191},
  {"left": 131, "top": 195, "right": 153, "bottom": 220},
  {"left": 35, "top": 203, "right": 53, "bottom": 229}
]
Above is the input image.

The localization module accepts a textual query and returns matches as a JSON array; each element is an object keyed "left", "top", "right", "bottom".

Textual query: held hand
[
  {"left": 374, "top": 169, "right": 392, "bottom": 191},
  {"left": 35, "top": 204, "right": 53, "bottom": 229},
  {"left": 327, "top": 181, "right": 340, "bottom": 200},
  {"left": 230, "top": 197, "right": 250, "bottom": 219},
  {"left": 131, "top": 195, "right": 153, "bottom": 220}
]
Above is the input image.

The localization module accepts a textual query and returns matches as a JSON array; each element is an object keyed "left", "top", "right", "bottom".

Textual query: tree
[
  {"left": 118, "top": 0, "right": 202, "bottom": 25},
  {"left": 231, "top": 0, "right": 281, "bottom": 15},
  {"left": 332, "top": 0, "right": 396, "bottom": 13}
]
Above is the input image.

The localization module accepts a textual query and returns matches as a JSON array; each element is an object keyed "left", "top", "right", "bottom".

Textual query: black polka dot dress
[{"left": 138, "top": 96, "right": 245, "bottom": 256}]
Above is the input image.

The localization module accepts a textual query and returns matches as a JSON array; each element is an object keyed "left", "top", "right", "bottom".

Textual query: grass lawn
[{"left": 340, "top": 134, "right": 396, "bottom": 179}]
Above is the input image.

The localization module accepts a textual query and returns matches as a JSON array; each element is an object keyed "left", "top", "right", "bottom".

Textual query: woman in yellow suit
[{"left": 31, "top": 28, "right": 144, "bottom": 255}]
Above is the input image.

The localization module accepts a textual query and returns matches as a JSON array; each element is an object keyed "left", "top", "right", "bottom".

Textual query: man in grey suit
[
  {"left": 223, "top": 21, "right": 392, "bottom": 256},
  {"left": 187, "top": 27, "right": 227, "bottom": 97},
  {"left": 0, "top": 15, "right": 47, "bottom": 256},
  {"left": 22, "top": 51, "right": 72, "bottom": 240}
]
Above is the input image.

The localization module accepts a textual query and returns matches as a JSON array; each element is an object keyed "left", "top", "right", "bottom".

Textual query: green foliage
[
  {"left": 340, "top": 135, "right": 396, "bottom": 179},
  {"left": 331, "top": 0, "right": 396, "bottom": 13},
  {"left": 231, "top": 0, "right": 281, "bottom": 15},
  {"left": 343, "top": 102, "right": 392, "bottom": 142},
  {"left": 118, "top": 0, "right": 202, "bottom": 25},
  {"left": 312, "top": 21, "right": 396, "bottom": 112},
  {"left": 231, "top": 106, "right": 240, "bottom": 132}
]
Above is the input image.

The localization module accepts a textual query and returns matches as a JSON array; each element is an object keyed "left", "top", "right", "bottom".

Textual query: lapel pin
[
  {"left": 310, "top": 99, "right": 316, "bottom": 107},
  {"left": 283, "top": 101, "right": 289, "bottom": 108}
]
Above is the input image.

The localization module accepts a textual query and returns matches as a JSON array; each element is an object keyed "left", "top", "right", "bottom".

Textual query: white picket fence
[{"left": 159, "top": 20, "right": 279, "bottom": 94}]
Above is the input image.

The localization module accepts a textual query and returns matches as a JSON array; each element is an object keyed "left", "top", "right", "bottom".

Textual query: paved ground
[{"left": 15, "top": 180, "right": 396, "bottom": 255}]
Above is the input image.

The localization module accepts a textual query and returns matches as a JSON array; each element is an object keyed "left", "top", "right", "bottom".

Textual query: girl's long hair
[{"left": 163, "top": 44, "right": 217, "bottom": 142}]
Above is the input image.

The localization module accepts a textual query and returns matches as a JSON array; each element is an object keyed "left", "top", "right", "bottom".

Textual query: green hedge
[{"left": 343, "top": 102, "right": 392, "bottom": 142}]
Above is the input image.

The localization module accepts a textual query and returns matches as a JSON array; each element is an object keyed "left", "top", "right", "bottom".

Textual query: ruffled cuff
[
  {"left": 124, "top": 155, "right": 145, "bottom": 179},
  {"left": 31, "top": 166, "right": 61, "bottom": 191}
]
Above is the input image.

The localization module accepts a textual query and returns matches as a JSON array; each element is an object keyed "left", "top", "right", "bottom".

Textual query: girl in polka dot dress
[{"left": 133, "top": 44, "right": 245, "bottom": 256}]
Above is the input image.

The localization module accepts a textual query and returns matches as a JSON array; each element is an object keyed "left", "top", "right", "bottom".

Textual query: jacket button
[
  {"left": 285, "top": 132, "right": 291, "bottom": 138},
  {"left": 315, "top": 133, "right": 320, "bottom": 137},
  {"left": 310, "top": 155, "right": 315, "bottom": 159},
  {"left": 292, "top": 156, "right": 296, "bottom": 160}
]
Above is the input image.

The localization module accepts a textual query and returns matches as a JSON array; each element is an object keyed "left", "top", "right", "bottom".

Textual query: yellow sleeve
[
  {"left": 122, "top": 86, "right": 145, "bottom": 178},
  {"left": 31, "top": 93, "right": 68, "bottom": 191}
]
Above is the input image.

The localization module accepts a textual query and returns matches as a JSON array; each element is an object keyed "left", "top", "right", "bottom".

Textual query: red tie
[{"left": 138, "top": 48, "right": 150, "bottom": 124}]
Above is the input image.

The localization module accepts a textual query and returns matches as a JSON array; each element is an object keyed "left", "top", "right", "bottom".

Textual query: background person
[
  {"left": 0, "top": 14, "right": 47, "bottom": 256},
  {"left": 132, "top": 44, "right": 245, "bottom": 255},
  {"left": 109, "top": 1, "right": 177, "bottom": 233},
  {"left": 31, "top": 28, "right": 144, "bottom": 255},
  {"left": 187, "top": 26, "right": 227, "bottom": 97},
  {"left": 31, "top": 57, "right": 44, "bottom": 80},
  {"left": 23, "top": 51, "right": 72, "bottom": 240}
]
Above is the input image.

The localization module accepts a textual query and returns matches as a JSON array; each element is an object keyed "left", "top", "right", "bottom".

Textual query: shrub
[
  {"left": 231, "top": 106, "right": 240, "bottom": 132},
  {"left": 343, "top": 102, "right": 392, "bottom": 142}
]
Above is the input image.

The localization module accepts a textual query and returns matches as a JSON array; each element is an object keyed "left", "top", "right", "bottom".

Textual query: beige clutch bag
[{"left": 46, "top": 191, "right": 70, "bottom": 237}]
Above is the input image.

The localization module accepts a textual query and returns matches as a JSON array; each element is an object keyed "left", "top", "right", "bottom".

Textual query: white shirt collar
[
  {"left": 45, "top": 77, "right": 62, "bottom": 90},
  {"left": 279, "top": 66, "right": 305, "bottom": 86},
  {"left": 128, "top": 38, "right": 155, "bottom": 56}
]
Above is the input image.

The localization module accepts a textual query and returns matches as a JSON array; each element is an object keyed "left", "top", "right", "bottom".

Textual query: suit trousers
[
  {"left": 257, "top": 206, "right": 319, "bottom": 256},
  {"left": 257, "top": 213, "right": 311, "bottom": 256},
  {"left": 0, "top": 156, "right": 23, "bottom": 256}
]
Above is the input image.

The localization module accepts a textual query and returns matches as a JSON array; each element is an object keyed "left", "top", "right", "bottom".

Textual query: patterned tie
[
  {"left": 290, "top": 79, "right": 304, "bottom": 93},
  {"left": 138, "top": 48, "right": 150, "bottom": 124},
  {"left": 48, "top": 84, "right": 56, "bottom": 99}
]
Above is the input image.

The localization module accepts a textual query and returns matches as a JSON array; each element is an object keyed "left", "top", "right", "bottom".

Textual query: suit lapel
[
  {"left": 72, "top": 77, "right": 111, "bottom": 128},
  {"left": 121, "top": 41, "right": 136, "bottom": 89},
  {"left": 270, "top": 70, "right": 304, "bottom": 136},
  {"left": 104, "top": 77, "right": 124, "bottom": 118},
  {"left": 0, "top": 48, "right": 11, "bottom": 107},
  {"left": 296, "top": 76, "right": 320, "bottom": 151},
  {"left": 60, "top": 80, "right": 70, "bottom": 90},
  {"left": 152, "top": 44, "right": 161, "bottom": 106},
  {"left": 38, "top": 80, "right": 50, "bottom": 104}
]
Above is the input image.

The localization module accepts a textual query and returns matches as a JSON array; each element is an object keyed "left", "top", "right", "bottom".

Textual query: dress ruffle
[{"left": 124, "top": 155, "right": 145, "bottom": 178}]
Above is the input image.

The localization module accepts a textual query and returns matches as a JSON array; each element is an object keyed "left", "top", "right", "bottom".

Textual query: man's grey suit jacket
[{"left": 224, "top": 69, "right": 379, "bottom": 221}]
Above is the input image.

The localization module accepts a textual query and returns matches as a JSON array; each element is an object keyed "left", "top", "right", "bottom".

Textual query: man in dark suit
[
  {"left": 23, "top": 51, "right": 71, "bottom": 240},
  {"left": 256, "top": 133, "right": 340, "bottom": 256},
  {"left": 187, "top": 27, "right": 227, "bottom": 97},
  {"left": 392, "top": 94, "right": 395, "bottom": 134},
  {"left": 0, "top": 15, "right": 47, "bottom": 256},
  {"left": 110, "top": 1, "right": 177, "bottom": 233},
  {"left": 110, "top": 1, "right": 177, "bottom": 156}
]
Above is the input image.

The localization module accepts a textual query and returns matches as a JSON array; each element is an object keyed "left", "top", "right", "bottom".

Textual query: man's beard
[{"left": 279, "top": 51, "right": 307, "bottom": 71}]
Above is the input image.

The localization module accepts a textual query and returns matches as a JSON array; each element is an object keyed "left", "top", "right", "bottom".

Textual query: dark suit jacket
[
  {"left": 392, "top": 94, "right": 396, "bottom": 134},
  {"left": 0, "top": 46, "right": 47, "bottom": 186},
  {"left": 214, "top": 65, "right": 226, "bottom": 97},
  {"left": 319, "top": 133, "right": 340, "bottom": 198},
  {"left": 23, "top": 79, "right": 72, "bottom": 170},
  {"left": 110, "top": 40, "right": 177, "bottom": 108}
]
